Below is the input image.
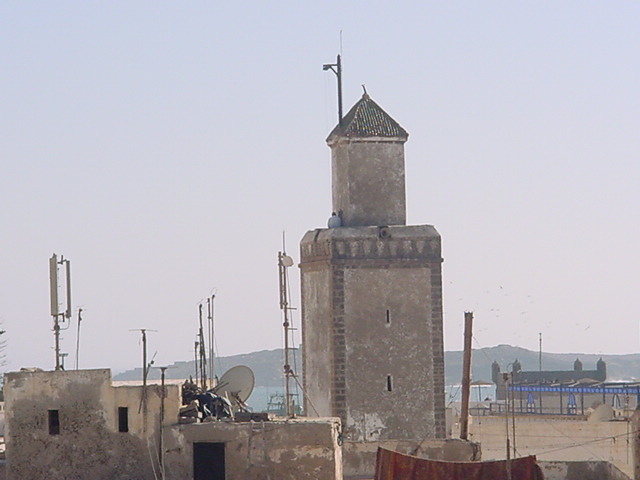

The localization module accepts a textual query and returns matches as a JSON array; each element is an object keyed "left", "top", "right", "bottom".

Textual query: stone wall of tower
[
  {"left": 330, "top": 139, "right": 406, "bottom": 227},
  {"left": 300, "top": 225, "right": 446, "bottom": 441}
]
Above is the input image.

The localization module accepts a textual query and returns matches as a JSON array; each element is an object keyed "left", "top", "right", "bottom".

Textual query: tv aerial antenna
[
  {"left": 278, "top": 237, "right": 297, "bottom": 417},
  {"left": 49, "top": 253, "right": 72, "bottom": 371}
]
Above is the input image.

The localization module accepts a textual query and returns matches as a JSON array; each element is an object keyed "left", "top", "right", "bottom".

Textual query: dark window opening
[
  {"left": 48, "top": 409, "right": 60, "bottom": 435},
  {"left": 386, "top": 309, "right": 391, "bottom": 324},
  {"left": 386, "top": 375, "right": 393, "bottom": 392},
  {"left": 194, "top": 442, "right": 225, "bottom": 480},
  {"left": 118, "top": 407, "right": 129, "bottom": 433}
]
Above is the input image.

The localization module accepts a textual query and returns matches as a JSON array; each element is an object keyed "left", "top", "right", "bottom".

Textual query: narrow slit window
[
  {"left": 118, "top": 407, "right": 129, "bottom": 433},
  {"left": 48, "top": 409, "right": 60, "bottom": 435},
  {"left": 386, "top": 375, "right": 393, "bottom": 392},
  {"left": 386, "top": 309, "right": 391, "bottom": 324}
]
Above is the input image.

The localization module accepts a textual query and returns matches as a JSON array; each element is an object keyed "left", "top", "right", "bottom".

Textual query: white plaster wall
[
  {"left": 163, "top": 418, "right": 342, "bottom": 480},
  {"left": 459, "top": 415, "right": 634, "bottom": 478}
]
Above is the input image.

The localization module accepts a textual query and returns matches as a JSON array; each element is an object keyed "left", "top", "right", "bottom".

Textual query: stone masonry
[{"left": 300, "top": 93, "right": 446, "bottom": 469}]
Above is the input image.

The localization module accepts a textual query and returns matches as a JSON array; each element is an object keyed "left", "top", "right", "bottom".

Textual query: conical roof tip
[{"left": 326, "top": 93, "right": 408, "bottom": 142}]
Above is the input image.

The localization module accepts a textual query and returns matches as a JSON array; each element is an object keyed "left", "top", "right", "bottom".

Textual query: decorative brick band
[
  {"left": 331, "top": 267, "right": 347, "bottom": 425},
  {"left": 302, "top": 238, "right": 440, "bottom": 262}
]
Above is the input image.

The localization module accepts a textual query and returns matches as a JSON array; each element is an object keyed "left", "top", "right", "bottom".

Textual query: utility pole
[
  {"left": 460, "top": 312, "right": 473, "bottom": 440},
  {"left": 323, "top": 54, "right": 343, "bottom": 127},
  {"left": 511, "top": 379, "right": 517, "bottom": 458},
  {"left": 631, "top": 407, "right": 640, "bottom": 480},
  {"left": 159, "top": 366, "right": 168, "bottom": 480},
  {"left": 504, "top": 372, "right": 512, "bottom": 480}
]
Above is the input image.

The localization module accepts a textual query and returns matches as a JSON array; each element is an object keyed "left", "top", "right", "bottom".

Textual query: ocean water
[
  {"left": 246, "top": 384, "right": 497, "bottom": 413},
  {"left": 446, "top": 384, "right": 497, "bottom": 404}
]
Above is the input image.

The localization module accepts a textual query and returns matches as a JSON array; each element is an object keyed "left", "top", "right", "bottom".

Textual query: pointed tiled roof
[{"left": 326, "top": 93, "right": 409, "bottom": 143}]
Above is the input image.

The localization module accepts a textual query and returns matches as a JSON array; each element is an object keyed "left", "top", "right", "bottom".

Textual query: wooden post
[
  {"left": 505, "top": 373, "right": 512, "bottom": 480},
  {"left": 632, "top": 407, "right": 640, "bottom": 480},
  {"left": 460, "top": 312, "right": 473, "bottom": 440}
]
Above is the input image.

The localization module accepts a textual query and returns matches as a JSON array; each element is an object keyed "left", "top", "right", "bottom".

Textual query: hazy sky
[{"left": 2, "top": 2, "right": 639, "bottom": 374}]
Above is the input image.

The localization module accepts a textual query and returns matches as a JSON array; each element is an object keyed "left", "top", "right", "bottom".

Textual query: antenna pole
[
  {"left": 75, "top": 308, "right": 83, "bottom": 370},
  {"left": 198, "top": 304, "right": 207, "bottom": 390},
  {"left": 208, "top": 295, "right": 216, "bottom": 385},
  {"left": 278, "top": 251, "right": 293, "bottom": 417},
  {"left": 460, "top": 312, "right": 473, "bottom": 440},
  {"left": 54, "top": 315, "right": 61, "bottom": 371},
  {"left": 337, "top": 54, "right": 343, "bottom": 126},
  {"left": 130, "top": 328, "right": 156, "bottom": 430},
  {"left": 539, "top": 332, "right": 542, "bottom": 372},
  {"left": 50, "top": 254, "right": 72, "bottom": 371},
  {"left": 141, "top": 328, "right": 148, "bottom": 433},
  {"left": 194, "top": 340, "right": 199, "bottom": 382}
]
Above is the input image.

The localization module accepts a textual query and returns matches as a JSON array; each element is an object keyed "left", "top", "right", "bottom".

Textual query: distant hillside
[
  {"left": 114, "top": 348, "right": 301, "bottom": 389},
  {"left": 447, "top": 345, "right": 640, "bottom": 384},
  {"left": 114, "top": 345, "right": 640, "bottom": 387}
]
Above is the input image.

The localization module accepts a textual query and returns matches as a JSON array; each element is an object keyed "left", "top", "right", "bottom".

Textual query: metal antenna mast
[
  {"left": 49, "top": 253, "right": 72, "bottom": 371},
  {"left": 323, "top": 54, "right": 343, "bottom": 127},
  {"left": 278, "top": 246, "right": 296, "bottom": 417},
  {"left": 539, "top": 332, "right": 542, "bottom": 372},
  {"left": 207, "top": 294, "right": 216, "bottom": 385},
  {"left": 131, "top": 328, "right": 157, "bottom": 432},
  {"left": 198, "top": 303, "right": 207, "bottom": 390},
  {"left": 194, "top": 340, "right": 199, "bottom": 382},
  {"left": 75, "top": 308, "right": 83, "bottom": 370}
]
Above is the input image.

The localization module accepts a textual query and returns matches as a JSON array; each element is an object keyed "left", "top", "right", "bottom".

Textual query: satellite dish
[
  {"left": 281, "top": 255, "right": 294, "bottom": 267},
  {"left": 212, "top": 365, "right": 255, "bottom": 408}
]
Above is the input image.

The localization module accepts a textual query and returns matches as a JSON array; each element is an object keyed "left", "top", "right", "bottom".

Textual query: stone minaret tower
[{"left": 300, "top": 93, "right": 446, "bottom": 447}]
